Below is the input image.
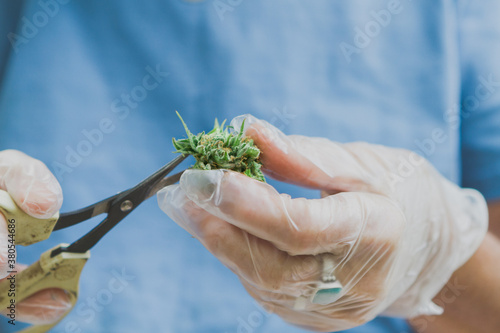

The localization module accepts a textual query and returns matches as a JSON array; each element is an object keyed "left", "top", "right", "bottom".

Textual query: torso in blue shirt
[{"left": 2, "top": 1, "right": 500, "bottom": 332}]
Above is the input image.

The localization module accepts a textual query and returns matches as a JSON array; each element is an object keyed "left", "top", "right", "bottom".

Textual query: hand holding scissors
[{"left": 0, "top": 150, "right": 186, "bottom": 333}]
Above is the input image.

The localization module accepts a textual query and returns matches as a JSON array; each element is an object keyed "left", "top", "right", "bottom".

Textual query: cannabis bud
[{"left": 172, "top": 112, "right": 266, "bottom": 182}]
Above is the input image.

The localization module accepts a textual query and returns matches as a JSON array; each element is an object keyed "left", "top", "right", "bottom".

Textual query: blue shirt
[{"left": 1, "top": 0, "right": 500, "bottom": 332}]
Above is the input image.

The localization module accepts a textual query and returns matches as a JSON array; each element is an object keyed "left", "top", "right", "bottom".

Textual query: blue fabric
[
  {"left": 458, "top": 0, "right": 500, "bottom": 201},
  {"left": 0, "top": 0, "right": 499, "bottom": 332}
]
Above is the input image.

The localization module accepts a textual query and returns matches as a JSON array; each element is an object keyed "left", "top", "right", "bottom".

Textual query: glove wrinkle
[{"left": 158, "top": 115, "right": 488, "bottom": 331}]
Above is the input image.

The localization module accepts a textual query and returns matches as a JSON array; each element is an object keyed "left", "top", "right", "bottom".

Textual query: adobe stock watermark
[
  {"left": 7, "top": 0, "right": 72, "bottom": 53},
  {"left": 57, "top": 267, "right": 136, "bottom": 333},
  {"left": 51, "top": 64, "right": 169, "bottom": 182},
  {"left": 269, "top": 106, "right": 296, "bottom": 131},
  {"left": 339, "top": 0, "right": 404, "bottom": 63},
  {"left": 387, "top": 73, "right": 500, "bottom": 189},
  {"left": 213, "top": 0, "right": 244, "bottom": 21},
  {"left": 408, "top": 277, "right": 467, "bottom": 332},
  {"left": 235, "top": 301, "right": 271, "bottom": 333}
]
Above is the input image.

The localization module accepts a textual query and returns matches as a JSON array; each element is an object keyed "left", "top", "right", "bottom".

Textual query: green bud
[{"left": 172, "top": 112, "right": 266, "bottom": 182}]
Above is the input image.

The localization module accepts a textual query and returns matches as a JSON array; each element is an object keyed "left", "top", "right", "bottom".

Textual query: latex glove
[
  {"left": 158, "top": 116, "right": 488, "bottom": 331},
  {"left": 0, "top": 150, "right": 72, "bottom": 325}
]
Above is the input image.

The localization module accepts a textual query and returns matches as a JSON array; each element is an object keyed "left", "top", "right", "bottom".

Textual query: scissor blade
[
  {"left": 53, "top": 155, "right": 188, "bottom": 232},
  {"left": 55, "top": 155, "right": 188, "bottom": 255},
  {"left": 145, "top": 170, "right": 185, "bottom": 200},
  {"left": 53, "top": 197, "right": 114, "bottom": 231}
]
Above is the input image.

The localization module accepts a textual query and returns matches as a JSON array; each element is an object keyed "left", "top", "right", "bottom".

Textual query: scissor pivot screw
[{"left": 120, "top": 200, "right": 133, "bottom": 212}]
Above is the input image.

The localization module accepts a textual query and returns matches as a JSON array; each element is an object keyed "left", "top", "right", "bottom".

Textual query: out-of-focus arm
[
  {"left": 488, "top": 201, "right": 500, "bottom": 238},
  {"left": 409, "top": 201, "right": 500, "bottom": 333}
]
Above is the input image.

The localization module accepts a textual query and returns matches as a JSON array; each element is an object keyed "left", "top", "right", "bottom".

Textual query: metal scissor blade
[
  {"left": 54, "top": 196, "right": 115, "bottom": 231},
  {"left": 145, "top": 170, "right": 185, "bottom": 200},
  {"left": 53, "top": 155, "right": 188, "bottom": 232},
  {"left": 55, "top": 155, "right": 188, "bottom": 255}
]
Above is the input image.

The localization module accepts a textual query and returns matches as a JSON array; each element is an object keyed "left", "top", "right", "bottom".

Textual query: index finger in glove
[
  {"left": 230, "top": 115, "right": 375, "bottom": 193},
  {"left": 179, "top": 169, "right": 405, "bottom": 256},
  {"left": 0, "top": 150, "right": 62, "bottom": 218}
]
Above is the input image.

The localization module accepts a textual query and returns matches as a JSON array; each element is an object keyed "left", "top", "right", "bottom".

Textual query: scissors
[{"left": 0, "top": 155, "right": 187, "bottom": 333}]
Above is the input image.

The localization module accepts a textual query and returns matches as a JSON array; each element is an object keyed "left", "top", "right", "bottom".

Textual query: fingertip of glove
[
  {"left": 17, "top": 288, "right": 72, "bottom": 325},
  {"left": 51, "top": 288, "right": 73, "bottom": 310},
  {"left": 180, "top": 169, "right": 225, "bottom": 205},
  {"left": 229, "top": 114, "right": 259, "bottom": 135},
  {"left": 1, "top": 150, "right": 63, "bottom": 219},
  {"left": 230, "top": 115, "right": 290, "bottom": 155},
  {"left": 19, "top": 186, "right": 63, "bottom": 219},
  {"left": 157, "top": 184, "right": 182, "bottom": 212}
]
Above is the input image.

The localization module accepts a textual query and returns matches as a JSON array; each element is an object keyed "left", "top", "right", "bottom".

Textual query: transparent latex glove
[
  {"left": 0, "top": 150, "right": 71, "bottom": 324},
  {"left": 158, "top": 116, "right": 488, "bottom": 332}
]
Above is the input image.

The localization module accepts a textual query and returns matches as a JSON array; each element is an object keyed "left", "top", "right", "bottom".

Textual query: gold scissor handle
[
  {"left": 0, "top": 190, "right": 59, "bottom": 246},
  {"left": 0, "top": 190, "right": 88, "bottom": 332},
  {"left": 0, "top": 244, "right": 90, "bottom": 333}
]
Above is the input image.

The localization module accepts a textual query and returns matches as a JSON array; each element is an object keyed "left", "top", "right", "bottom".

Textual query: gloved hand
[
  {"left": 0, "top": 149, "right": 72, "bottom": 325},
  {"left": 158, "top": 115, "right": 488, "bottom": 331}
]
